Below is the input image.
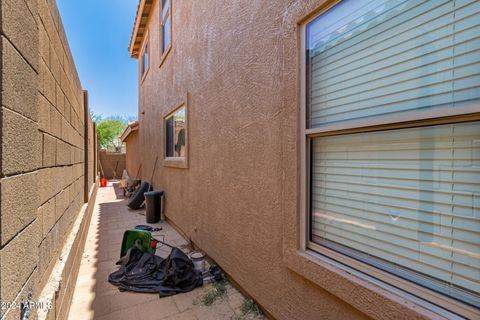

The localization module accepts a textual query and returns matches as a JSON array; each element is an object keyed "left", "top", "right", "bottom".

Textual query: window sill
[
  {"left": 140, "top": 67, "right": 149, "bottom": 85},
  {"left": 283, "top": 245, "right": 471, "bottom": 320},
  {"left": 163, "top": 157, "right": 188, "bottom": 169},
  {"left": 159, "top": 45, "right": 172, "bottom": 69}
]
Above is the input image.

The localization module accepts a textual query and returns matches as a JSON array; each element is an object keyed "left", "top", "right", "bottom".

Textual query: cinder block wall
[
  {"left": 0, "top": 0, "right": 97, "bottom": 318},
  {"left": 99, "top": 150, "right": 126, "bottom": 180}
]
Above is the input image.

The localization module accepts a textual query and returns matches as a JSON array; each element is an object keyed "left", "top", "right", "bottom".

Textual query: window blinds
[
  {"left": 311, "top": 122, "right": 480, "bottom": 306},
  {"left": 307, "top": 0, "right": 480, "bottom": 308},
  {"left": 307, "top": 0, "right": 480, "bottom": 128}
]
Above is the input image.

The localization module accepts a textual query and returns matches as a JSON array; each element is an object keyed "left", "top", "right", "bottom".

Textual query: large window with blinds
[{"left": 304, "top": 0, "right": 480, "bottom": 316}]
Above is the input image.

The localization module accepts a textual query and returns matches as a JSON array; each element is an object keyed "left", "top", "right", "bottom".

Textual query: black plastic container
[
  {"left": 127, "top": 182, "right": 150, "bottom": 209},
  {"left": 144, "top": 190, "right": 163, "bottom": 223}
]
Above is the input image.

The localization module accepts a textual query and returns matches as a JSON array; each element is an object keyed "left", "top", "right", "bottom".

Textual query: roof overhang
[
  {"left": 129, "top": 0, "right": 154, "bottom": 58},
  {"left": 120, "top": 121, "right": 139, "bottom": 142}
]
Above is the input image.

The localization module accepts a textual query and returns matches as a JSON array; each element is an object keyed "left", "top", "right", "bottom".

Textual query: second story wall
[{"left": 133, "top": 1, "right": 370, "bottom": 319}]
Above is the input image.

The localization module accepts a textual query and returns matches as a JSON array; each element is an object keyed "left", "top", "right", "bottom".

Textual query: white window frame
[
  {"left": 163, "top": 99, "right": 188, "bottom": 169},
  {"left": 300, "top": 2, "right": 480, "bottom": 319},
  {"left": 140, "top": 32, "right": 149, "bottom": 83},
  {"left": 159, "top": 0, "right": 172, "bottom": 67}
]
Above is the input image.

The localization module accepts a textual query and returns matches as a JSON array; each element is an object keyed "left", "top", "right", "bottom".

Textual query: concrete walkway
[{"left": 68, "top": 182, "right": 254, "bottom": 320}]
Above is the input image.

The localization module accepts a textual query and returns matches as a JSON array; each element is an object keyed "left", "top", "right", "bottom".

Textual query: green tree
[{"left": 95, "top": 116, "right": 130, "bottom": 151}]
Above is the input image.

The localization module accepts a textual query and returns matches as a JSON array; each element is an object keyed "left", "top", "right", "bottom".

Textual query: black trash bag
[{"left": 108, "top": 246, "right": 203, "bottom": 297}]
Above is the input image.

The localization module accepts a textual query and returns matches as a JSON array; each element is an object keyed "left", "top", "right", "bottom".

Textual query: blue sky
[{"left": 57, "top": 0, "right": 139, "bottom": 119}]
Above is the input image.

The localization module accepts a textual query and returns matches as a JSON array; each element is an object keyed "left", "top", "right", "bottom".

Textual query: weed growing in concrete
[
  {"left": 201, "top": 280, "right": 227, "bottom": 306},
  {"left": 240, "top": 299, "right": 263, "bottom": 317},
  {"left": 229, "top": 299, "right": 265, "bottom": 320}
]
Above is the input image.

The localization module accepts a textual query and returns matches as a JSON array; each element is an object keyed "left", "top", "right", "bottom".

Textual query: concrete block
[
  {"left": 66, "top": 184, "right": 74, "bottom": 207},
  {"left": 73, "top": 147, "right": 82, "bottom": 164},
  {"left": 39, "top": 198, "right": 55, "bottom": 238},
  {"left": 77, "top": 115, "right": 84, "bottom": 136},
  {"left": 39, "top": 20, "right": 50, "bottom": 66},
  {"left": 53, "top": 166, "right": 66, "bottom": 193},
  {"left": 55, "top": 189, "right": 68, "bottom": 221},
  {"left": 70, "top": 118, "right": 78, "bottom": 141},
  {"left": 0, "top": 0, "right": 39, "bottom": 71},
  {"left": 72, "top": 130, "right": 80, "bottom": 149},
  {"left": 37, "top": 236, "right": 50, "bottom": 283},
  {"left": 37, "top": 168, "right": 54, "bottom": 205},
  {"left": 39, "top": 0, "right": 55, "bottom": 47},
  {"left": 38, "top": 93, "right": 51, "bottom": 133},
  {"left": 63, "top": 167, "right": 72, "bottom": 191},
  {"left": 43, "top": 62, "right": 56, "bottom": 105},
  {"left": 1, "top": 36, "right": 38, "bottom": 121},
  {"left": 0, "top": 220, "right": 40, "bottom": 305},
  {"left": 0, "top": 268, "right": 39, "bottom": 320},
  {"left": 38, "top": 0, "right": 53, "bottom": 38},
  {"left": 50, "top": 46, "right": 61, "bottom": 83},
  {"left": 73, "top": 163, "right": 83, "bottom": 180},
  {"left": 50, "top": 104, "right": 61, "bottom": 138},
  {"left": 48, "top": 221, "right": 60, "bottom": 258},
  {"left": 58, "top": 203, "right": 72, "bottom": 235},
  {"left": 60, "top": 67, "right": 68, "bottom": 90},
  {"left": 61, "top": 118, "right": 70, "bottom": 145},
  {"left": 39, "top": 59, "right": 46, "bottom": 95},
  {"left": 71, "top": 147, "right": 77, "bottom": 165},
  {"left": 24, "top": 0, "right": 39, "bottom": 24},
  {"left": 68, "top": 185, "right": 75, "bottom": 209},
  {"left": 56, "top": 140, "right": 70, "bottom": 166},
  {"left": 56, "top": 83, "right": 65, "bottom": 115},
  {"left": 70, "top": 145, "right": 76, "bottom": 165},
  {"left": 47, "top": 0, "right": 60, "bottom": 31},
  {"left": 53, "top": 30, "right": 65, "bottom": 70},
  {"left": 61, "top": 50, "right": 68, "bottom": 75},
  {"left": 42, "top": 133, "right": 56, "bottom": 167},
  {"left": 1, "top": 107, "right": 41, "bottom": 176},
  {"left": 64, "top": 97, "right": 71, "bottom": 123},
  {"left": 0, "top": 171, "right": 38, "bottom": 246},
  {"left": 47, "top": 218, "right": 57, "bottom": 253}
]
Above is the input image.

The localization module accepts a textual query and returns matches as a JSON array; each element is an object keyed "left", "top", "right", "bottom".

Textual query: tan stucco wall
[
  {"left": 0, "top": 0, "right": 97, "bottom": 318},
  {"left": 125, "top": 130, "right": 141, "bottom": 178},
  {"left": 136, "top": 1, "right": 372, "bottom": 319}
]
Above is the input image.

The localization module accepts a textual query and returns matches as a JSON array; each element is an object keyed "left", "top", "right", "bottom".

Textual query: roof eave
[
  {"left": 129, "top": 0, "right": 153, "bottom": 59},
  {"left": 120, "top": 121, "right": 139, "bottom": 142}
]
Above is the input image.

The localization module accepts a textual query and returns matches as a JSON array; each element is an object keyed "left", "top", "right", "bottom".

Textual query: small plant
[
  {"left": 201, "top": 280, "right": 227, "bottom": 306},
  {"left": 240, "top": 299, "right": 263, "bottom": 317}
]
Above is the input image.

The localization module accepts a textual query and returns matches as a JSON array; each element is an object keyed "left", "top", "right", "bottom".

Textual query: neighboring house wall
[
  {"left": 0, "top": 0, "right": 98, "bottom": 319},
  {"left": 125, "top": 130, "right": 141, "bottom": 178},
  {"left": 99, "top": 150, "right": 126, "bottom": 180}
]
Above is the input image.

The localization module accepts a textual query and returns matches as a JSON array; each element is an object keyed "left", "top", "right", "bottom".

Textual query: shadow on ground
[{"left": 68, "top": 182, "right": 255, "bottom": 320}]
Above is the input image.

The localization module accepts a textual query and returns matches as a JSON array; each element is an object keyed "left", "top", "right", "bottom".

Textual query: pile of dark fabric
[{"left": 108, "top": 246, "right": 203, "bottom": 297}]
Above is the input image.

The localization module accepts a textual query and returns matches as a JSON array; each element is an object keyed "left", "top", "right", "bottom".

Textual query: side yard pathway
[{"left": 68, "top": 182, "right": 260, "bottom": 320}]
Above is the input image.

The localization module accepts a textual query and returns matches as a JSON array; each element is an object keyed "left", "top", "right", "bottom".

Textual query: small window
[
  {"left": 160, "top": 0, "right": 172, "bottom": 63},
  {"left": 164, "top": 104, "right": 187, "bottom": 167},
  {"left": 141, "top": 41, "right": 149, "bottom": 79}
]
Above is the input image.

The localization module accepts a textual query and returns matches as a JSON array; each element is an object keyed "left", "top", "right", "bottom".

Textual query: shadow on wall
[{"left": 99, "top": 150, "right": 126, "bottom": 179}]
